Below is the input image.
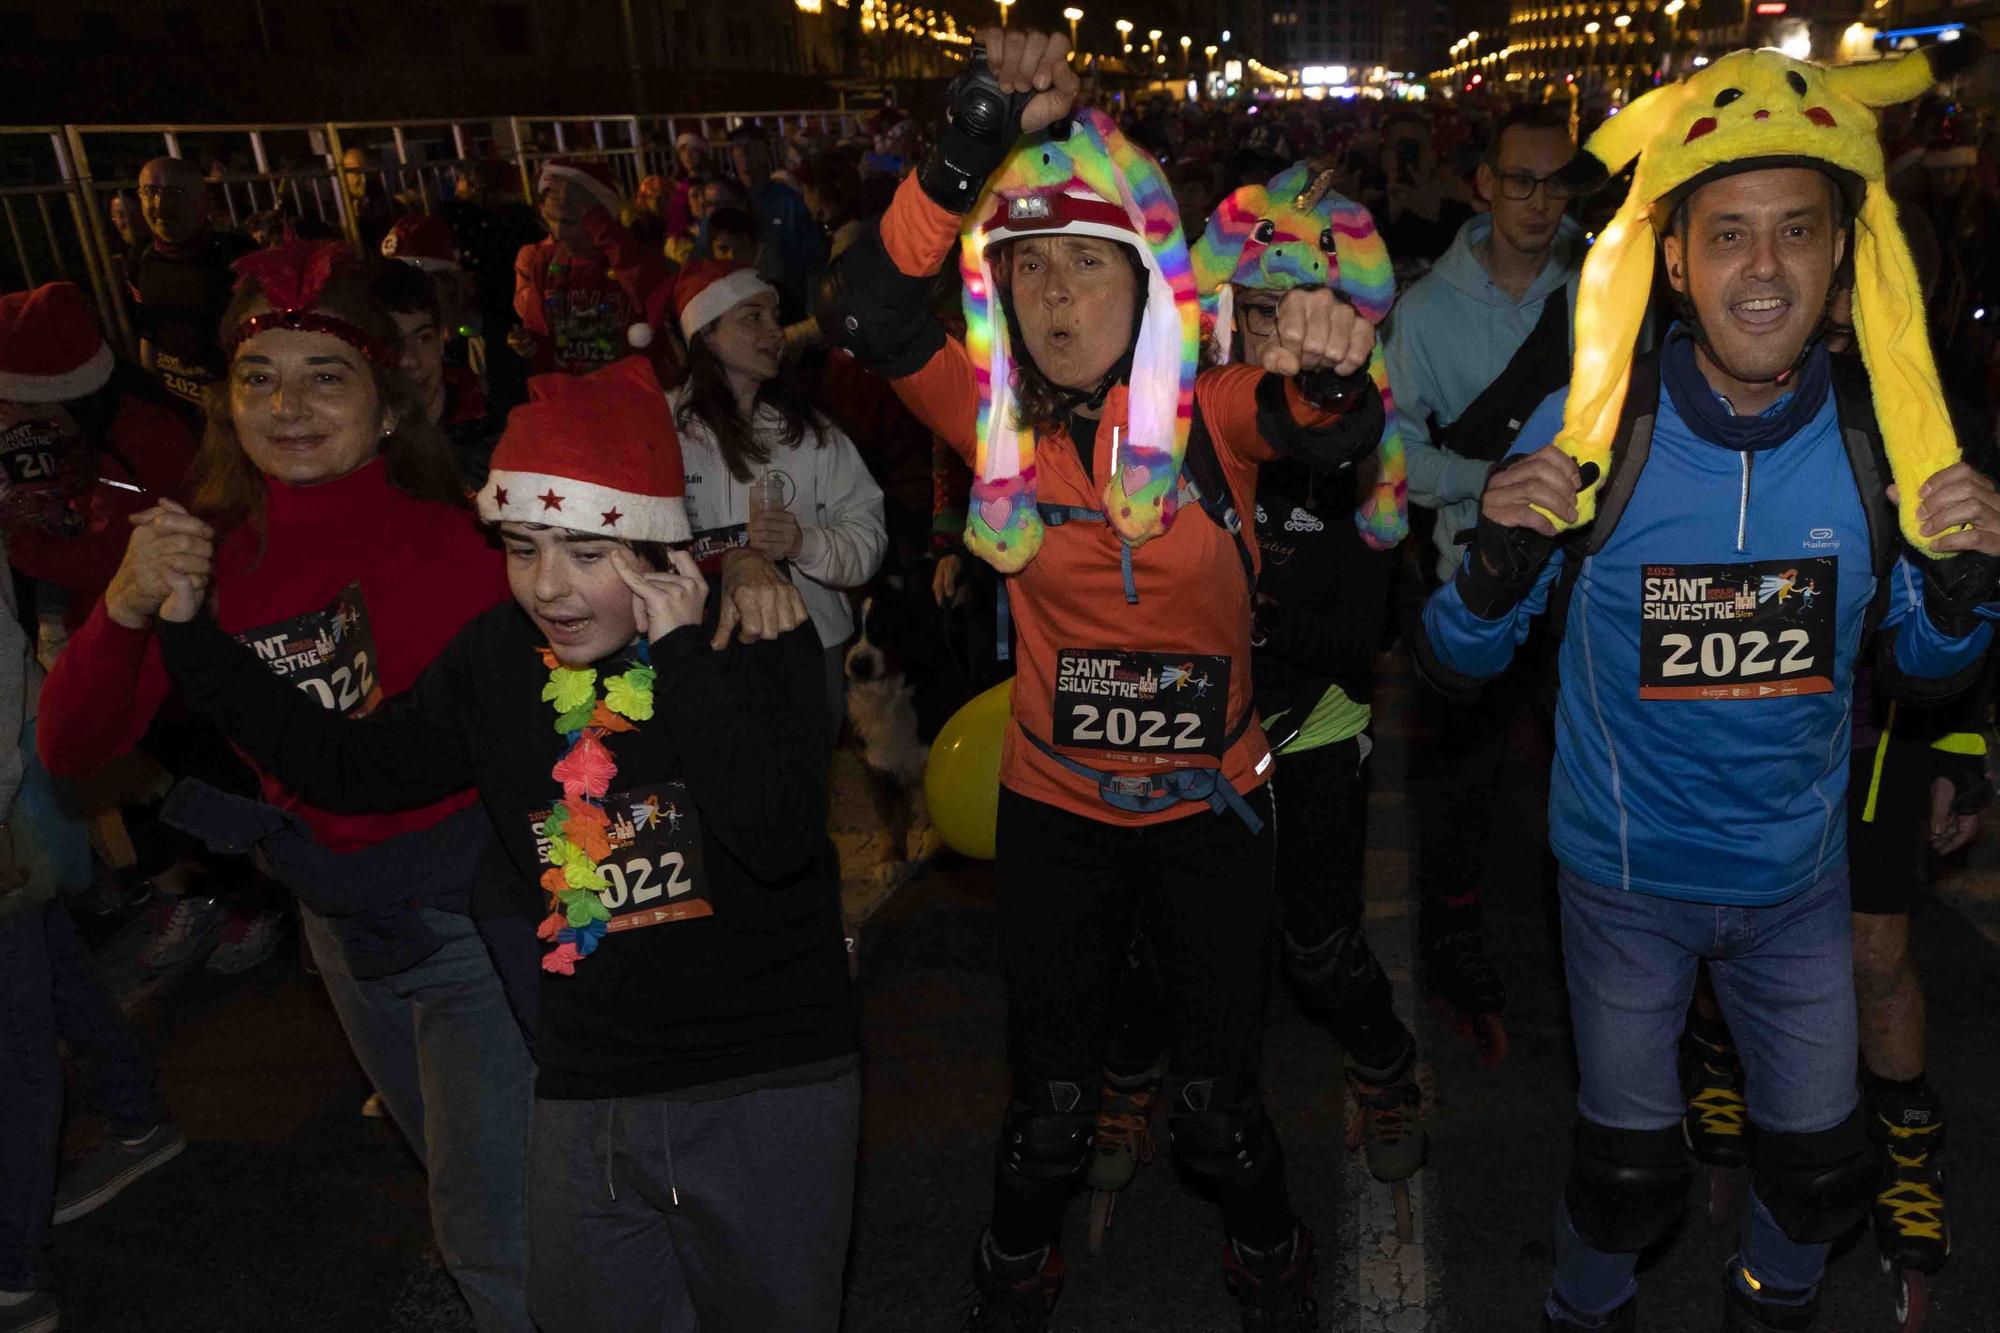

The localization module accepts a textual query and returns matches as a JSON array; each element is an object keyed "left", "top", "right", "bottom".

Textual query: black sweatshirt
[
  {"left": 158, "top": 600, "right": 857, "bottom": 1101},
  {"left": 1251, "top": 456, "right": 1399, "bottom": 720}
]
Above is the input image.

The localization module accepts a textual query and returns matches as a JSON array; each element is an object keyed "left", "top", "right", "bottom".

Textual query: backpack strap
[
  {"left": 1542, "top": 349, "right": 1663, "bottom": 635},
  {"left": 1827, "top": 350, "right": 1898, "bottom": 635},
  {"left": 1178, "top": 394, "right": 1259, "bottom": 600}
]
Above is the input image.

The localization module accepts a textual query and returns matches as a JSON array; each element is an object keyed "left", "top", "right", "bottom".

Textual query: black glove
[
  {"left": 1452, "top": 457, "right": 1598, "bottom": 620},
  {"left": 917, "top": 43, "right": 1039, "bottom": 213},
  {"left": 1920, "top": 549, "right": 2000, "bottom": 639}
]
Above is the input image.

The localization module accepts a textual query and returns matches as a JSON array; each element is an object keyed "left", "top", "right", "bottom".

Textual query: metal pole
[
  {"left": 509, "top": 117, "right": 536, "bottom": 204},
  {"left": 34, "top": 192, "right": 71, "bottom": 283},
  {"left": 5, "top": 198, "right": 37, "bottom": 289},
  {"left": 618, "top": 0, "right": 647, "bottom": 114},
  {"left": 64, "top": 126, "right": 138, "bottom": 355},
  {"left": 320, "top": 122, "right": 362, "bottom": 251}
]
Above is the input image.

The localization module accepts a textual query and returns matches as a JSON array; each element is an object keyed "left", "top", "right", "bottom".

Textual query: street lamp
[
  {"left": 1179, "top": 33, "right": 1191, "bottom": 72},
  {"left": 996, "top": 0, "right": 1013, "bottom": 26},
  {"left": 1063, "top": 6, "right": 1082, "bottom": 48},
  {"left": 1148, "top": 27, "right": 1162, "bottom": 53}
]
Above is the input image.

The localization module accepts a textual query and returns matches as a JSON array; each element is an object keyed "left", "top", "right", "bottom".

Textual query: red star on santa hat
[
  {"left": 494, "top": 487, "right": 509, "bottom": 507},
  {"left": 538, "top": 489, "right": 564, "bottom": 511},
  {"left": 601, "top": 507, "right": 623, "bottom": 527}
]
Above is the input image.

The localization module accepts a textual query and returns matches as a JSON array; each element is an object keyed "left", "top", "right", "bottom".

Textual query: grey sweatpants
[{"left": 526, "top": 1069, "right": 861, "bottom": 1333}]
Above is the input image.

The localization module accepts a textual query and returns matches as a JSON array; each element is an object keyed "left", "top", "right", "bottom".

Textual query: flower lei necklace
[{"left": 534, "top": 642, "right": 656, "bottom": 975}]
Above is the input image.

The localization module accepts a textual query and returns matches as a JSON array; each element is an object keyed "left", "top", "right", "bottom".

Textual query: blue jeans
[
  {"left": 0, "top": 901, "right": 167, "bottom": 1291},
  {"left": 303, "top": 904, "right": 534, "bottom": 1333},
  {"left": 1550, "top": 864, "right": 1858, "bottom": 1320}
]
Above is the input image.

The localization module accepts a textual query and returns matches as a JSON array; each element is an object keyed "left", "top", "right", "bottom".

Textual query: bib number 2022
[
  {"left": 598, "top": 852, "right": 697, "bottom": 911},
  {"left": 1657, "top": 628, "right": 1813, "bottom": 680},
  {"left": 1067, "top": 703, "right": 1206, "bottom": 751}
]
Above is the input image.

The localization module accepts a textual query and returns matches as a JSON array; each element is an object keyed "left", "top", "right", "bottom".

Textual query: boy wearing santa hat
[{"left": 150, "top": 356, "right": 858, "bottom": 1332}]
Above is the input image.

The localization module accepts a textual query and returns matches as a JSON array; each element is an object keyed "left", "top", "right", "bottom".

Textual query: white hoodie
[{"left": 673, "top": 390, "right": 888, "bottom": 648}]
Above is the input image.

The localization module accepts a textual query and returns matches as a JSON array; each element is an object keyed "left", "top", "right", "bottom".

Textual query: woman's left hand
[
  {"left": 1262, "top": 287, "right": 1374, "bottom": 379},
  {"left": 614, "top": 548, "right": 709, "bottom": 643},
  {"left": 747, "top": 507, "right": 805, "bottom": 561}
]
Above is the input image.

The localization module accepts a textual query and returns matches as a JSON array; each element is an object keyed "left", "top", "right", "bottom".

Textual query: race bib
[
  {"left": 0, "top": 419, "right": 69, "bottom": 487},
  {"left": 530, "top": 782, "right": 713, "bottom": 934},
  {"left": 1053, "top": 648, "right": 1231, "bottom": 760},
  {"left": 236, "top": 582, "right": 384, "bottom": 717},
  {"left": 690, "top": 523, "right": 750, "bottom": 573},
  {"left": 1638, "top": 558, "right": 1835, "bottom": 701}
]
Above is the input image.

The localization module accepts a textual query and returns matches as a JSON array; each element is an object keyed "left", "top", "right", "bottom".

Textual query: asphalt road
[{"left": 40, "top": 660, "right": 2000, "bottom": 1331}]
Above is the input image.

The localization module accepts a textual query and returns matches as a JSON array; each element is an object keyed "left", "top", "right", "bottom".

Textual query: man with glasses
[
  {"left": 125, "top": 157, "right": 253, "bottom": 416},
  {"left": 1385, "top": 104, "right": 1587, "bottom": 1057}
]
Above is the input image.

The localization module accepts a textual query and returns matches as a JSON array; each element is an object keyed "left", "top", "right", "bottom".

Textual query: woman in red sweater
[{"left": 36, "top": 240, "right": 538, "bottom": 1332}]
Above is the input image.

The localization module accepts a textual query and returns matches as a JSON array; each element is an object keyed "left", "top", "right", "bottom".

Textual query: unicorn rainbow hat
[
  {"left": 1549, "top": 41, "right": 1980, "bottom": 555},
  {"left": 958, "top": 107, "right": 1200, "bottom": 573},
  {"left": 1192, "top": 164, "right": 1408, "bottom": 550}
]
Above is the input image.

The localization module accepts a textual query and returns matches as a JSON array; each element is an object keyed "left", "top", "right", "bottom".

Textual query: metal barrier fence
[{"left": 0, "top": 110, "right": 865, "bottom": 359}]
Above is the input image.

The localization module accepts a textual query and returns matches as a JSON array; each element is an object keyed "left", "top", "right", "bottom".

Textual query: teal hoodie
[{"left": 1385, "top": 212, "right": 1583, "bottom": 583}]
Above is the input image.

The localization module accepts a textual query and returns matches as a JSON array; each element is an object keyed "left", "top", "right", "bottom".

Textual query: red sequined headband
[
  {"left": 224, "top": 238, "right": 397, "bottom": 368},
  {"left": 224, "top": 309, "right": 395, "bottom": 367}
]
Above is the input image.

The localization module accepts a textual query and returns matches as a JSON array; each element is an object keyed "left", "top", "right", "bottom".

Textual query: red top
[
  {"left": 6, "top": 393, "right": 198, "bottom": 629},
  {"left": 38, "top": 456, "right": 509, "bottom": 852},
  {"left": 512, "top": 207, "right": 669, "bottom": 377}
]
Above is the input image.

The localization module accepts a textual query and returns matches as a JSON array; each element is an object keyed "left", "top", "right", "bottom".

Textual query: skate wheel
[
  {"left": 1391, "top": 1180, "right": 1414, "bottom": 1244},
  {"left": 1476, "top": 1014, "right": 1509, "bottom": 1068},
  {"left": 1087, "top": 1188, "right": 1116, "bottom": 1256},
  {"left": 1707, "top": 1168, "right": 1738, "bottom": 1228},
  {"left": 1894, "top": 1268, "right": 1928, "bottom": 1332}
]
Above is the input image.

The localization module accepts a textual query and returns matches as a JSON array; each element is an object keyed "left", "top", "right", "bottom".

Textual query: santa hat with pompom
[
  {"left": 537, "top": 157, "right": 625, "bottom": 218},
  {"left": 0, "top": 283, "right": 114, "bottom": 403},
  {"left": 672, "top": 259, "right": 774, "bottom": 342},
  {"left": 477, "top": 356, "right": 689, "bottom": 544},
  {"left": 380, "top": 215, "right": 460, "bottom": 272}
]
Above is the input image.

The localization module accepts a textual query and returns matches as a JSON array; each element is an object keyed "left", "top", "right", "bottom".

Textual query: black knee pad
[
  {"left": 1167, "top": 1079, "right": 1280, "bottom": 1189},
  {"left": 995, "top": 1079, "right": 1096, "bottom": 1192},
  {"left": 1752, "top": 1108, "right": 1875, "bottom": 1244},
  {"left": 1565, "top": 1120, "right": 1693, "bottom": 1253}
]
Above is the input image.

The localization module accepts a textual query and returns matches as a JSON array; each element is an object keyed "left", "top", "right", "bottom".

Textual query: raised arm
[{"left": 156, "top": 611, "right": 481, "bottom": 814}]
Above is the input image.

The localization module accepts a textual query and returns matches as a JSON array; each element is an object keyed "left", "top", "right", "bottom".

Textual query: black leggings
[
  {"left": 1274, "top": 735, "right": 1371, "bottom": 946},
  {"left": 988, "top": 785, "right": 1291, "bottom": 1250}
]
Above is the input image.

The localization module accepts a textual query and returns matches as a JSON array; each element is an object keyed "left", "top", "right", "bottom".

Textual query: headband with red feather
[{"left": 224, "top": 239, "right": 395, "bottom": 367}]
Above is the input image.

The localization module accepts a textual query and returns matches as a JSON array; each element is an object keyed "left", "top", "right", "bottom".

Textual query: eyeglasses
[
  {"left": 136, "top": 185, "right": 188, "bottom": 203},
  {"left": 1497, "top": 170, "right": 1573, "bottom": 202},
  {"left": 1238, "top": 302, "right": 1281, "bottom": 336}
]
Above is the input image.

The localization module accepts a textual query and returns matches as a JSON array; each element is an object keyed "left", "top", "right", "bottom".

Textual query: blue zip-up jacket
[{"left": 1421, "top": 378, "right": 1992, "bottom": 905}]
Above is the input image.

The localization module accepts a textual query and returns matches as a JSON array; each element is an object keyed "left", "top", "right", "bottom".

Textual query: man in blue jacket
[{"left": 1416, "top": 45, "right": 1998, "bottom": 1333}]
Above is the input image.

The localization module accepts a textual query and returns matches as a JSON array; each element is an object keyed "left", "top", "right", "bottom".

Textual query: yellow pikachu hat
[{"left": 1549, "top": 41, "right": 1979, "bottom": 556}]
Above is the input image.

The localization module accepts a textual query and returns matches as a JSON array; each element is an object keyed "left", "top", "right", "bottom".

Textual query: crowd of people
[{"left": 3, "top": 22, "right": 1999, "bottom": 1333}]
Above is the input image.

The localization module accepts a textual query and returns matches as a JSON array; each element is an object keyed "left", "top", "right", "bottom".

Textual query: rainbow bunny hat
[
  {"left": 1192, "top": 164, "right": 1408, "bottom": 550},
  {"left": 958, "top": 107, "right": 1200, "bottom": 573},
  {"left": 1551, "top": 43, "right": 1977, "bottom": 555}
]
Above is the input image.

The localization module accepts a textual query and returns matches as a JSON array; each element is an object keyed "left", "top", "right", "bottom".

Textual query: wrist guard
[
  {"left": 918, "top": 43, "right": 1036, "bottom": 212},
  {"left": 1921, "top": 550, "right": 2000, "bottom": 639}
]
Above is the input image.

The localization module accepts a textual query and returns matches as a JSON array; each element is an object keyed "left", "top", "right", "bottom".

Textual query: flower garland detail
[{"left": 534, "top": 644, "right": 656, "bottom": 975}]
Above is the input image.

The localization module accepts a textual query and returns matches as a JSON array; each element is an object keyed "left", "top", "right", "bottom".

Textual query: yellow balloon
[{"left": 924, "top": 677, "right": 1013, "bottom": 861}]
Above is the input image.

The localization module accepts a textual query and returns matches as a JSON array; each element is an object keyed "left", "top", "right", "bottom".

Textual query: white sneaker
[
  {"left": 204, "top": 908, "right": 284, "bottom": 975},
  {"left": 138, "top": 895, "right": 226, "bottom": 970}
]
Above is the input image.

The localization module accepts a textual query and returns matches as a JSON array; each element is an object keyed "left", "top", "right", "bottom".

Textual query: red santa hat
[
  {"left": 0, "top": 283, "right": 115, "bottom": 403},
  {"left": 380, "top": 215, "right": 459, "bottom": 271},
  {"left": 537, "top": 157, "right": 624, "bottom": 218},
  {"left": 673, "top": 259, "right": 773, "bottom": 342},
  {"left": 476, "top": 356, "right": 688, "bottom": 544}
]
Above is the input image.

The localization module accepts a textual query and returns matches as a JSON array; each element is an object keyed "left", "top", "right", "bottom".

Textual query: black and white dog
[{"left": 843, "top": 580, "right": 967, "bottom": 865}]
